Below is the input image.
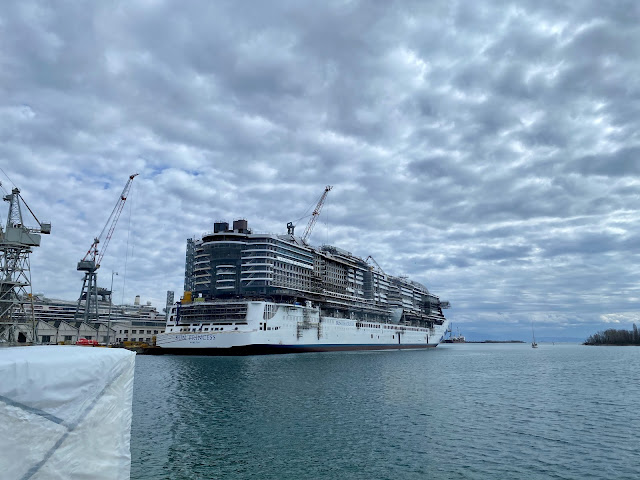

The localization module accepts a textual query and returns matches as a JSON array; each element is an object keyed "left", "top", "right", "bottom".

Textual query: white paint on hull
[{"left": 155, "top": 301, "right": 450, "bottom": 352}]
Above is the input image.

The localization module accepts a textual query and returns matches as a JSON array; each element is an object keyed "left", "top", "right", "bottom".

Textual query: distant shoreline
[{"left": 584, "top": 326, "right": 639, "bottom": 346}]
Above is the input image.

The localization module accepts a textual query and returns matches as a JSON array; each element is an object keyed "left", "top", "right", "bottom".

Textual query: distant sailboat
[{"left": 531, "top": 323, "right": 538, "bottom": 348}]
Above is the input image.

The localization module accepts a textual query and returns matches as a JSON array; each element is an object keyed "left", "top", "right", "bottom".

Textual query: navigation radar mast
[{"left": 0, "top": 185, "right": 51, "bottom": 343}]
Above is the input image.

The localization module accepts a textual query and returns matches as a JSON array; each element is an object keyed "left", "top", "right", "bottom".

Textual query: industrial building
[{"left": 30, "top": 294, "right": 166, "bottom": 345}]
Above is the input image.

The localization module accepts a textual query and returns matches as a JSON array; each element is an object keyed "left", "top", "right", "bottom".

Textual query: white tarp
[{"left": 0, "top": 346, "right": 136, "bottom": 480}]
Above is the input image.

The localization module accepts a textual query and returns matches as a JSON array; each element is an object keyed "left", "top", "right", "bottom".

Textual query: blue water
[{"left": 131, "top": 344, "right": 640, "bottom": 479}]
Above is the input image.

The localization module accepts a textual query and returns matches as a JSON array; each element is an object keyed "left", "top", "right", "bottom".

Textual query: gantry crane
[
  {"left": 0, "top": 185, "right": 51, "bottom": 343},
  {"left": 74, "top": 174, "right": 137, "bottom": 323}
]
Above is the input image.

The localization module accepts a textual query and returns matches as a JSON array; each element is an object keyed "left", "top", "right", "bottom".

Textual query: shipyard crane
[
  {"left": 365, "top": 255, "right": 385, "bottom": 275},
  {"left": 301, "top": 185, "right": 332, "bottom": 244},
  {"left": 0, "top": 184, "right": 51, "bottom": 343},
  {"left": 74, "top": 174, "right": 137, "bottom": 323}
]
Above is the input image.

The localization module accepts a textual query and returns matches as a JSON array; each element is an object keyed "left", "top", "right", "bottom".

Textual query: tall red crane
[{"left": 74, "top": 174, "right": 138, "bottom": 323}]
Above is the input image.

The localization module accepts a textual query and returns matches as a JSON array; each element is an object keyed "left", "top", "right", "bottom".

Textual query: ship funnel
[
  {"left": 134, "top": 295, "right": 140, "bottom": 306},
  {"left": 214, "top": 221, "right": 229, "bottom": 233},
  {"left": 233, "top": 219, "right": 248, "bottom": 232}
]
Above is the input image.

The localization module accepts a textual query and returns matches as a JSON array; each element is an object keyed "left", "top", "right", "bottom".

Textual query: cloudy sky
[{"left": 2, "top": 0, "right": 639, "bottom": 341}]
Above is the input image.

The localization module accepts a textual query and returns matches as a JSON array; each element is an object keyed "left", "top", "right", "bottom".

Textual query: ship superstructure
[{"left": 156, "top": 219, "right": 450, "bottom": 354}]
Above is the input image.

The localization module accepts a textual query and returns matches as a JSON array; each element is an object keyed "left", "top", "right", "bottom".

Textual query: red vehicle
[{"left": 75, "top": 338, "right": 99, "bottom": 346}]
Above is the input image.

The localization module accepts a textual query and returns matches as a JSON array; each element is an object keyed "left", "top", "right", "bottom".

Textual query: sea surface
[{"left": 131, "top": 343, "right": 640, "bottom": 479}]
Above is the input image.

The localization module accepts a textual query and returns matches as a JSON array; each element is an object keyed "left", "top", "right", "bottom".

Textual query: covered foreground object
[{"left": 0, "top": 346, "right": 135, "bottom": 480}]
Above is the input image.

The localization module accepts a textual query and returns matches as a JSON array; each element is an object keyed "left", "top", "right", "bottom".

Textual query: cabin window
[
  {"left": 124, "top": 330, "right": 128, "bottom": 334},
  {"left": 41, "top": 335, "right": 51, "bottom": 343},
  {"left": 64, "top": 336, "right": 72, "bottom": 341},
  {"left": 154, "top": 330, "right": 158, "bottom": 334},
  {"left": 147, "top": 330, "right": 152, "bottom": 334},
  {"left": 132, "top": 330, "right": 137, "bottom": 334}
]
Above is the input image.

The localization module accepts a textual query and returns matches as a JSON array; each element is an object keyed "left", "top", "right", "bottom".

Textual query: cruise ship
[{"left": 155, "top": 219, "right": 450, "bottom": 354}]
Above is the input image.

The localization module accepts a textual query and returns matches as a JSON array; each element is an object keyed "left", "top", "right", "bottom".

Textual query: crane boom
[
  {"left": 80, "top": 174, "right": 138, "bottom": 269},
  {"left": 302, "top": 185, "right": 332, "bottom": 243},
  {"left": 365, "top": 255, "right": 385, "bottom": 275}
]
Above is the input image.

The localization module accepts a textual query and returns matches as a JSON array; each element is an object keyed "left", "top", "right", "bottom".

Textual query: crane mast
[
  {"left": 0, "top": 186, "right": 51, "bottom": 343},
  {"left": 301, "top": 185, "right": 332, "bottom": 244},
  {"left": 74, "top": 174, "right": 137, "bottom": 324}
]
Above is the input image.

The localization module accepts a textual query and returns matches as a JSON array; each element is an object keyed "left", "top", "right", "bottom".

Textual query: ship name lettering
[
  {"left": 335, "top": 320, "right": 353, "bottom": 326},
  {"left": 176, "top": 334, "right": 216, "bottom": 342}
]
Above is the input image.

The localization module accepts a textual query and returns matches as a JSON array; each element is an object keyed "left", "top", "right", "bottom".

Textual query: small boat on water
[
  {"left": 531, "top": 323, "right": 538, "bottom": 348},
  {"left": 442, "top": 324, "right": 465, "bottom": 343}
]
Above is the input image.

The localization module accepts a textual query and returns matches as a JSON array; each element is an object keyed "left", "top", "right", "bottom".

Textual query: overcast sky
[{"left": 2, "top": 0, "right": 639, "bottom": 341}]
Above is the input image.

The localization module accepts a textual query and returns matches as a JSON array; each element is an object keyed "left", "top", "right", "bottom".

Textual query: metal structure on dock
[
  {"left": 0, "top": 185, "right": 51, "bottom": 343},
  {"left": 74, "top": 174, "right": 137, "bottom": 323}
]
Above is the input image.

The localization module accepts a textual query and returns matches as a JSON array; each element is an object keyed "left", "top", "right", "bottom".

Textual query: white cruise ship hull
[{"left": 154, "top": 301, "right": 450, "bottom": 355}]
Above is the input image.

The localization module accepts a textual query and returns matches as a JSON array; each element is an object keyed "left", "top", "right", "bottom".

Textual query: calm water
[{"left": 131, "top": 344, "right": 640, "bottom": 479}]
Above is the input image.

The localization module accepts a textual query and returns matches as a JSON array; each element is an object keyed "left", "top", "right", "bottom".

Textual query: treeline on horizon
[{"left": 584, "top": 324, "right": 640, "bottom": 345}]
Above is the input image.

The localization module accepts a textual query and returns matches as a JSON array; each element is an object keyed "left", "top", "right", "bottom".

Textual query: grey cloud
[
  {"left": 2, "top": 0, "right": 640, "bottom": 340},
  {"left": 568, "top": 147, "right": 640, "bottom": 177}
]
